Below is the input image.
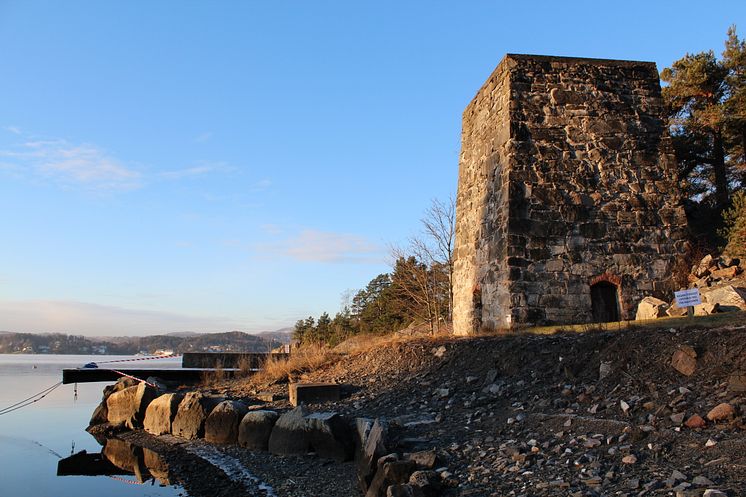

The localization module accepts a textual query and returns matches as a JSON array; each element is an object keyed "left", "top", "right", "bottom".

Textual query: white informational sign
[{"left": 674, "top": 288, "right": 702, "bottom": 308}]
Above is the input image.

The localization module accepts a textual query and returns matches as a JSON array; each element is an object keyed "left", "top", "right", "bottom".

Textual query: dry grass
[
  {"left": 236, "top": 355, "right": 253, "bottom": 378},
  {"left": 200, "top": 361, "right": 225, "bottom": 387},
  {"left": 239, "top": 329, "right": 451, "bottom": 389},
  {"left": 246, "top": 345, "right": 335, "bottom": 387}
]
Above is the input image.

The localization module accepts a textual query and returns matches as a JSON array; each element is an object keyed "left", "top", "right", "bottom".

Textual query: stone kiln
[{"left": 453, "top": 54, "right": 688, "bottom": 335}]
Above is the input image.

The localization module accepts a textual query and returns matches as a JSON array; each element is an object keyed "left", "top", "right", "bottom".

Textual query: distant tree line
[
  {"left": 0, "top": 331, "right": 286, "bottom": 355},
  {"left": 293, "top": 198, "right": 455, "bottom": 347}
]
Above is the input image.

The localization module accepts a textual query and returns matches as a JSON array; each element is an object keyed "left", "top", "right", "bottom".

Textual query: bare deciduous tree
[{"left": 389, "top": 196, "right": 455, "bottom": 334}]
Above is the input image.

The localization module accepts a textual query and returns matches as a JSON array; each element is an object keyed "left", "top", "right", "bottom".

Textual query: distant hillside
[{"left": 0, "top": 329, "right": 291, "bottom": 355}]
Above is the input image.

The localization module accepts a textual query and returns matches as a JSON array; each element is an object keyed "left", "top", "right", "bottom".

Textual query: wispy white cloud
[
  {"left": 258, "top": 229, "right": 382, "bottom": 264},
  {"left": 0, "top": 139, "right": 141, "bottom": 191},
  {"left": 252, "top": 178, "right": 272, "bottom": 191},
  {"left": 159, "top": 161, "right": 234, "bottom": 181},
  {"left": 260, "top": 223, "right": 283, "bottom": 235},
  {"left": 4, "top": 125, "right": 22, "bottom": 135},
  {"left": 195, "top": 131, "right": 213, "bottom": 143}
]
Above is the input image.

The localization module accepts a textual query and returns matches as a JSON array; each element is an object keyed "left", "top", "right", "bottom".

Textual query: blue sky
[{"left": 0, "top": 1, "right": 743, "bottom": 335}]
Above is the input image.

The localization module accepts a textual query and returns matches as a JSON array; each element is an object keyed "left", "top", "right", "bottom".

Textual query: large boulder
[
  {"left": 238, "top": 410, "right": 279, "bottom": 450},
  {"left": 204, "top": 400, "right": 248, "bottom": 444},
  {"left": 701, "top": 284, "right": 746, "bottom": 312},
  {"left": 635, "top": 296, "right": 669, "bottom": 320},
  {"left": 102, "top": 377, "right": 139, "bottom": 401},
  {"left": 91, "top": 377, "right": 139, "bottom": 426},
  {"left": 106, "top": 382, "right": 157, "bottom": 429},
  {"left": 358, "top": 419, "right": 389, "bottom": 493},
  {"left": 268, "top": 406, "right": 311, "bottom": 456},
  {"left": 306, "top": 412, "right": 354, "bottom": 462},
  {"left": 694, "top": 302, "right": 719, "bottom": 316},
  {"left": 172, "top": 392, "right": 221, "bottom": 439},
  {"left": 144, "top": 393, "right": 183, "bottom": 436},
  {"left": 365, "top": 457, "right": 417, "bottom": 497},
  {"left": 89, "top": 402, "right": 108, "bottom": 426},
  {"left": 693, "top": 254, "right": 713, "bottom": 277}
]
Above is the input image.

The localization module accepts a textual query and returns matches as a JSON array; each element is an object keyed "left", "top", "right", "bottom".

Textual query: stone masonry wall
[
  {"left": 453, "top": 58, "right": 512, "bottom": 335},
  {"left": 453, "top": 54, "right": 689, "bottom": 335}
]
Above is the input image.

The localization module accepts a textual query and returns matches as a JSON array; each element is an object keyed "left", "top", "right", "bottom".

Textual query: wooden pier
[
  {"left": 60, "top": 367, "right": 239, "bottom": 384},
  {"left": 60, "top": 352, "right": 287, "bottom": 384}
]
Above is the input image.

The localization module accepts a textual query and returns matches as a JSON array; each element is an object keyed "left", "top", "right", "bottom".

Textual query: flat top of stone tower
[
  {"left": 504, "top": 53, "right": 656, "bottom": 69},
  {"left": 463, "top": 53, "right": 659, "bottom": 113}
]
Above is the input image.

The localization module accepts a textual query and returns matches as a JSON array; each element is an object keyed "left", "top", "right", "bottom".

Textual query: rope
[
  {"left": 0, "top": 381, "right": 63, "bottom": 416},
  {"left": 88, "top": 354, "right": 180, "bottom": 367},
  {"left": 106, "top": 369, "right": 158, "bottom": 389}
]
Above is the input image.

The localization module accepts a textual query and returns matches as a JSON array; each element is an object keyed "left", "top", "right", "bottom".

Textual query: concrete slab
[{"left": 289, "top": 383, "right": 340, "bottom": 406}]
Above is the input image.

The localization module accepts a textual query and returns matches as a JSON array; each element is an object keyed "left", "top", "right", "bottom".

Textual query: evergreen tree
[
  {"left": 720, "top": 191, "right": 746, "bottom": 257},
  {"left": 661, "top": 27, "right": 746, "bottom": 244}
]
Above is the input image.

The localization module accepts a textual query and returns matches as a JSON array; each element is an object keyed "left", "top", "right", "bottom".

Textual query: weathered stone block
[
  {"left": 238, "top": 410, "right": 279, "bottom": 450},
  {"left": 106, "top": 382, "right": 157, "bottom": 429},
  {"left": 268, "top": 406, "right": 311, "bottom": 456},
  {"left": 701, "top": 284, "right": 746, "bottom": 311},
  {"left": 204, "top": 400, "right": 248, "bottom": 444},
  {"left": 172, "top": 392, "right": 221, "bottom": 439},
  {"left": 635, "top": 296, "right": 669, "bottom": 320},
  {"left": 306, "top": 412, "right": 354, "bottom": 462},
  {"left": 144, "top": 393, "right": 183, "bottom": 436},
  {"left": 289, "top": 383, "right": 340, "bottom": 406}
]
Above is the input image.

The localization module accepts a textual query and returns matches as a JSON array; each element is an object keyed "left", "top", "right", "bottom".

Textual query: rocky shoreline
[{"left": 85, "top": 315, "right": 746, "bottom": 497}]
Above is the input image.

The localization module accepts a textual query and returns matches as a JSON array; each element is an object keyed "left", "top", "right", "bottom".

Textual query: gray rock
[
  {"left": 366, "top": 460, "right": 417, "bottom": 497},
  {"left": 702, "top": 490, "right": 727, "bottom": 497},
  {"left": 357, "top": 418, "right": 389, "bottom": 493},
  {"left": 306, "top": 412, "right": 354, "bottom": 462},
  {"left": 204, "top": 400, "right": 248, "bottom": 444},
  {"left": 405, "top": 449, "right": 436, "bottom": 469},
  {"left": 89, "top": 401, "right": 108, "bottom": 426},
  {"left": 144, "top": 393, "right": 183, "bottom": 436},
  {"left": 408, "top": 470, "right": 440, "bottom": 497},
  {"left": 701, "top": 284, "right": 746, "bottom": 311},
  {"left": 692, "top": 476, "right": 715, "bottom": 486},
  {"left": 386, "top": 484, "right": 422, "bottom": 497},
  {"left": 268, "top": 406, "right": 311, "bottom": 455},
  {"left": 238, "top": 410, "right": 279, "bottom": 450},
  {"left": 635, "top": 296, "right": 669, "bottom": 320},
  {"left": 106, "top": 382, "right": 157, "bottom": 429},
  {"left": 670, "top": 412, "right": 686, "bottom": 425},
  {"left": 172, "top": 392, "right": 221, "bottom": 439}
]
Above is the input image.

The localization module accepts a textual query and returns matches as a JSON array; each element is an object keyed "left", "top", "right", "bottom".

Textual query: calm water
[{"left": 0, "top": 354, "right": 186, "bottom": 497}]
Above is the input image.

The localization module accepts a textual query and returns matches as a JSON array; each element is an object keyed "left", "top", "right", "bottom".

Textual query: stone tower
[{"left": 453, "top": 54, "right": 688, "bottom": 335}]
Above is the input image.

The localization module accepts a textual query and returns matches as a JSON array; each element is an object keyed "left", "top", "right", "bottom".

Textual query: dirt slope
[{"left": 225, "top": 317, "right": 746, "bottom": 496}]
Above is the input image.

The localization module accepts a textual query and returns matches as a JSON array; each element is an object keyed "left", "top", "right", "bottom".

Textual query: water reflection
[{"left": 58, "top": 437, "right": 174, "bottom": 486}]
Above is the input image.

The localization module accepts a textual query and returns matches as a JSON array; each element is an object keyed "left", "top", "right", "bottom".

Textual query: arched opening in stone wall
[{"left": 590, "top": 281, "right": 620, "bottom": 322}]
